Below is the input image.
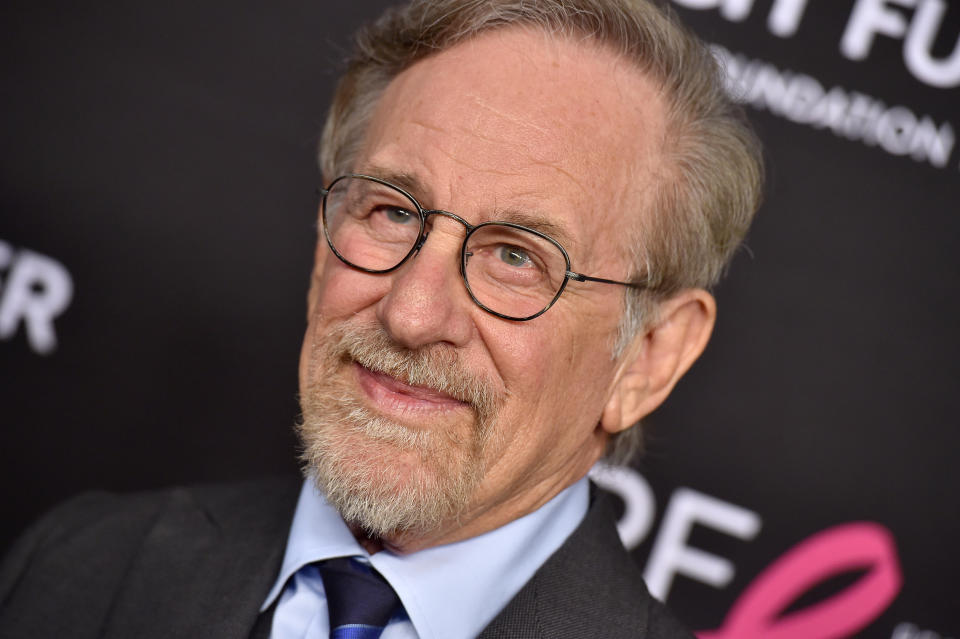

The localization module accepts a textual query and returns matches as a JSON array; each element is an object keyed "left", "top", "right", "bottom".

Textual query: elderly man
[{"left": 0, "top": 0, "right": 761, "bottom": 637}]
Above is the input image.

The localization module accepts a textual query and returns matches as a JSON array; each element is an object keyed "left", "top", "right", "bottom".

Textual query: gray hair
[{"left": 319, "top": 0, "right": 764, "bottom": 463}]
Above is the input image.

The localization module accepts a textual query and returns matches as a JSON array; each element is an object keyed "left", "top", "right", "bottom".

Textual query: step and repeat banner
[{"left": 2, "top": 1, "right": 957, "bottom": 637}]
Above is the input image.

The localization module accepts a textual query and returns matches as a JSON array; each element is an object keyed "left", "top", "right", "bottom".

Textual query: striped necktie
[{"left": 318, "top": 557, "right": 400, "bottom": 639}]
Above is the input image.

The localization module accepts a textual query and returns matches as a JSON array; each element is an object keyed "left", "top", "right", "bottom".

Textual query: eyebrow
[
  {"left": 358, "top": 165, "right": 429, "bottom": 201},
  {"left": 355, "top": 164, "right": 578, "bottom": 251},
  {"left": 490, "top": 209, "right": 576, "bottom": 250}
]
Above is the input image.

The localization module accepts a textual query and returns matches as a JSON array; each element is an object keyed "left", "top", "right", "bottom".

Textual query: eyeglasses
[{"left": 319, "top": 174, "right": 646, "bottom": 321}]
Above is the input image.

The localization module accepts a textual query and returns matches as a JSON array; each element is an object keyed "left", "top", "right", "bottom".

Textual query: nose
[{"left": 375, "top": 221, "right": 474, "bottom": 349}]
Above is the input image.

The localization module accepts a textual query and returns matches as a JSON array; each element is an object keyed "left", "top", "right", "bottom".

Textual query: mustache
[{"left": 321, "top": 322, "right": 504, "bottom": 420}]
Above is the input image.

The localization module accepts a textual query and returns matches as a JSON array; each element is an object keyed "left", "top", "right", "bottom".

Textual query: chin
[
  {"left": 298, "top": 395, "right": 486, "bottom": 537},
  {"left": 295, "top": 319, "right": 502, "bottom": 537}
]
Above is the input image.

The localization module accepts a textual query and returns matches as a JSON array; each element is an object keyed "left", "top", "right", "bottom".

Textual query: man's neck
[{"left": 349, "top": 525, "right": 387, "bottom": 554}]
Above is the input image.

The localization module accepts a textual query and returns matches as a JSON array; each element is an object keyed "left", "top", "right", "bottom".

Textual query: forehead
[{"left": 355, "top": 28, "right": 666, "bottom": 267}]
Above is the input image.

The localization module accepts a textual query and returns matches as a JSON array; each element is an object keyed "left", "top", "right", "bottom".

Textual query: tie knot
[{"left": 318, "top": 557, "right": 400, "bottom": 639}]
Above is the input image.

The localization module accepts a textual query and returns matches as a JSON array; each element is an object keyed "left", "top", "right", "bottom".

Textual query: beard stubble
[{"left": 297, "top": 321, "right": 503, "bottom": 539}]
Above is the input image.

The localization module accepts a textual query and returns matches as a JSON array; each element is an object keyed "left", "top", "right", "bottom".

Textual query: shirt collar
[{"left": 262, "top": 477, "right": 589, "bottom": 639}]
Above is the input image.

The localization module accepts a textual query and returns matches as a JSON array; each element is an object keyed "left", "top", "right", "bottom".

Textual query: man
[{"left": 0, "top": 0, "right": 762, "bottom": 637}]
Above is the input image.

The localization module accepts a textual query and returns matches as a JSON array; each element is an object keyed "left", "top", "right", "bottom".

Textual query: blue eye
[
  {"left": 497, "top": 245, "right": 532, "bottom": 268},
  {"left": 385, "top": 207, "right": 416, "bottom": 224}
]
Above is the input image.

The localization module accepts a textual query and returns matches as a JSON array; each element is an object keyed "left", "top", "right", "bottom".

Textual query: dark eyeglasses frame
[{"left": 319, "top": 174, "right": 647, "bottom": 321}]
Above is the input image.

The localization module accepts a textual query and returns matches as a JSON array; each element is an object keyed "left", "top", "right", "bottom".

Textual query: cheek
[
  {"left": 496, "top": 321, "right": 618, "bottom": 430},
  {"left": 488, "top": 323, "right": 581, "bottom": 420},
  {"left": 488, "top": 323, "right": 550, "bottom": 382},
  {"left": 300, "top": 256, "right": 388, "bottom": 387},
  {"left": 310, "top": 254, "right": 387, "bottom": 322}
]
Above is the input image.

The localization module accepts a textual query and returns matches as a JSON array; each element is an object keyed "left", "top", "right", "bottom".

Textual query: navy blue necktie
[{"left": 318, "top": 557, "right": 400, "bottom": 639}]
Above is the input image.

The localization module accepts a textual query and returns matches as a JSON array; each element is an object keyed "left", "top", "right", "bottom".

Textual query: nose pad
[{"left": 413, "top": 231, "right": 430, "bottom": 253}]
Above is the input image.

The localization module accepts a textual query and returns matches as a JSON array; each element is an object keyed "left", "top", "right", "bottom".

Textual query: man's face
[{"left": 299, "top": 28, "right": 666, "bottom": 550}]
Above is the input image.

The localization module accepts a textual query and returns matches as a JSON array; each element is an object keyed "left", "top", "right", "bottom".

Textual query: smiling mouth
[{"left": 353, "top": 362, "right": 470, "bottom": 414}]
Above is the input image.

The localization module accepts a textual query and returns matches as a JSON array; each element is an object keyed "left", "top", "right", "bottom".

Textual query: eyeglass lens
[{"left": 322, "top": 176, "right": 569, "bottom": 319}]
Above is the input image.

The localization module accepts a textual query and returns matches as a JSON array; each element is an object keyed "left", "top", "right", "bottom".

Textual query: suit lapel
[
  {"left": 477, "top": 573, "right": 544, "bottom": 639},
  {"left": 479, "top": 490, "right": 654, "bottom": 639},
  {"left": 101, "top": 477, "right": 299, "bottom": 639}
]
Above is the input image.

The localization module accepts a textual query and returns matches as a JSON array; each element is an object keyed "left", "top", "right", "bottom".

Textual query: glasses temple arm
[{"left": 566, "top": 271, "right": 647, "bottom": 290}]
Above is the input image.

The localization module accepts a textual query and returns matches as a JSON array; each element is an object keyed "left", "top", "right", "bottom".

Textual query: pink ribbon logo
[{"left": 698, "top": 522, "right": 901, "bottom": 639}]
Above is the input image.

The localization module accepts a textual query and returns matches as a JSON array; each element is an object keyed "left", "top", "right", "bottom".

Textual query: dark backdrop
[{"left": 2, "top": 1, "right": 957, "bottom": 637}]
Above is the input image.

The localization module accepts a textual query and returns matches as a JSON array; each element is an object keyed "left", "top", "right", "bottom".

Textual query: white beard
[{"left": 297, "top": 322, "right": 502, "bottom": 538}]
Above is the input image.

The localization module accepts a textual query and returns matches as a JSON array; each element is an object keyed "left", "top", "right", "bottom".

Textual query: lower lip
[{"left": 354, "top": 363, "right": 468, "bottom": 416}]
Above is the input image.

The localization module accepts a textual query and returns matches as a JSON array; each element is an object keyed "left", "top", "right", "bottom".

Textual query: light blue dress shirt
[{"left": 261, "top": 477, "right": 589, "bottom": 639}]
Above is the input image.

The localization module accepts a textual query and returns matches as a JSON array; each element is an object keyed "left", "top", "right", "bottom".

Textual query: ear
[{"left": 600, "top": 289, "right": 716, "bottom": 434}]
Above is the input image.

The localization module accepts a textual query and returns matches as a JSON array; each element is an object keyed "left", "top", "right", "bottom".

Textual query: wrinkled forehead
[{"left": 356, "top": 27, "right": 667, "bottom": 268}]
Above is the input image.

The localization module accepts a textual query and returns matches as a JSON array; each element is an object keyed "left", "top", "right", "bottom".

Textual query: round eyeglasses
[{"left": 319, "top": 174, "right": 646, "bottom": 321}]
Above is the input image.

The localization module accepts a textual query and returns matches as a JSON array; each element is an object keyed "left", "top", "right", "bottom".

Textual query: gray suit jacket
[{"left": 0, "top": 477, "right": 692, "bottom": 638}]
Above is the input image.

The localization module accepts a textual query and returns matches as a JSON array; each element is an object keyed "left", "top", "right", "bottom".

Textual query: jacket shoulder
[
  {"left": 0, "top": 476, "right": 299, "bottom": 638},
  {"left": 481, "top": 487, "right": 694, "bottom": 639}
]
